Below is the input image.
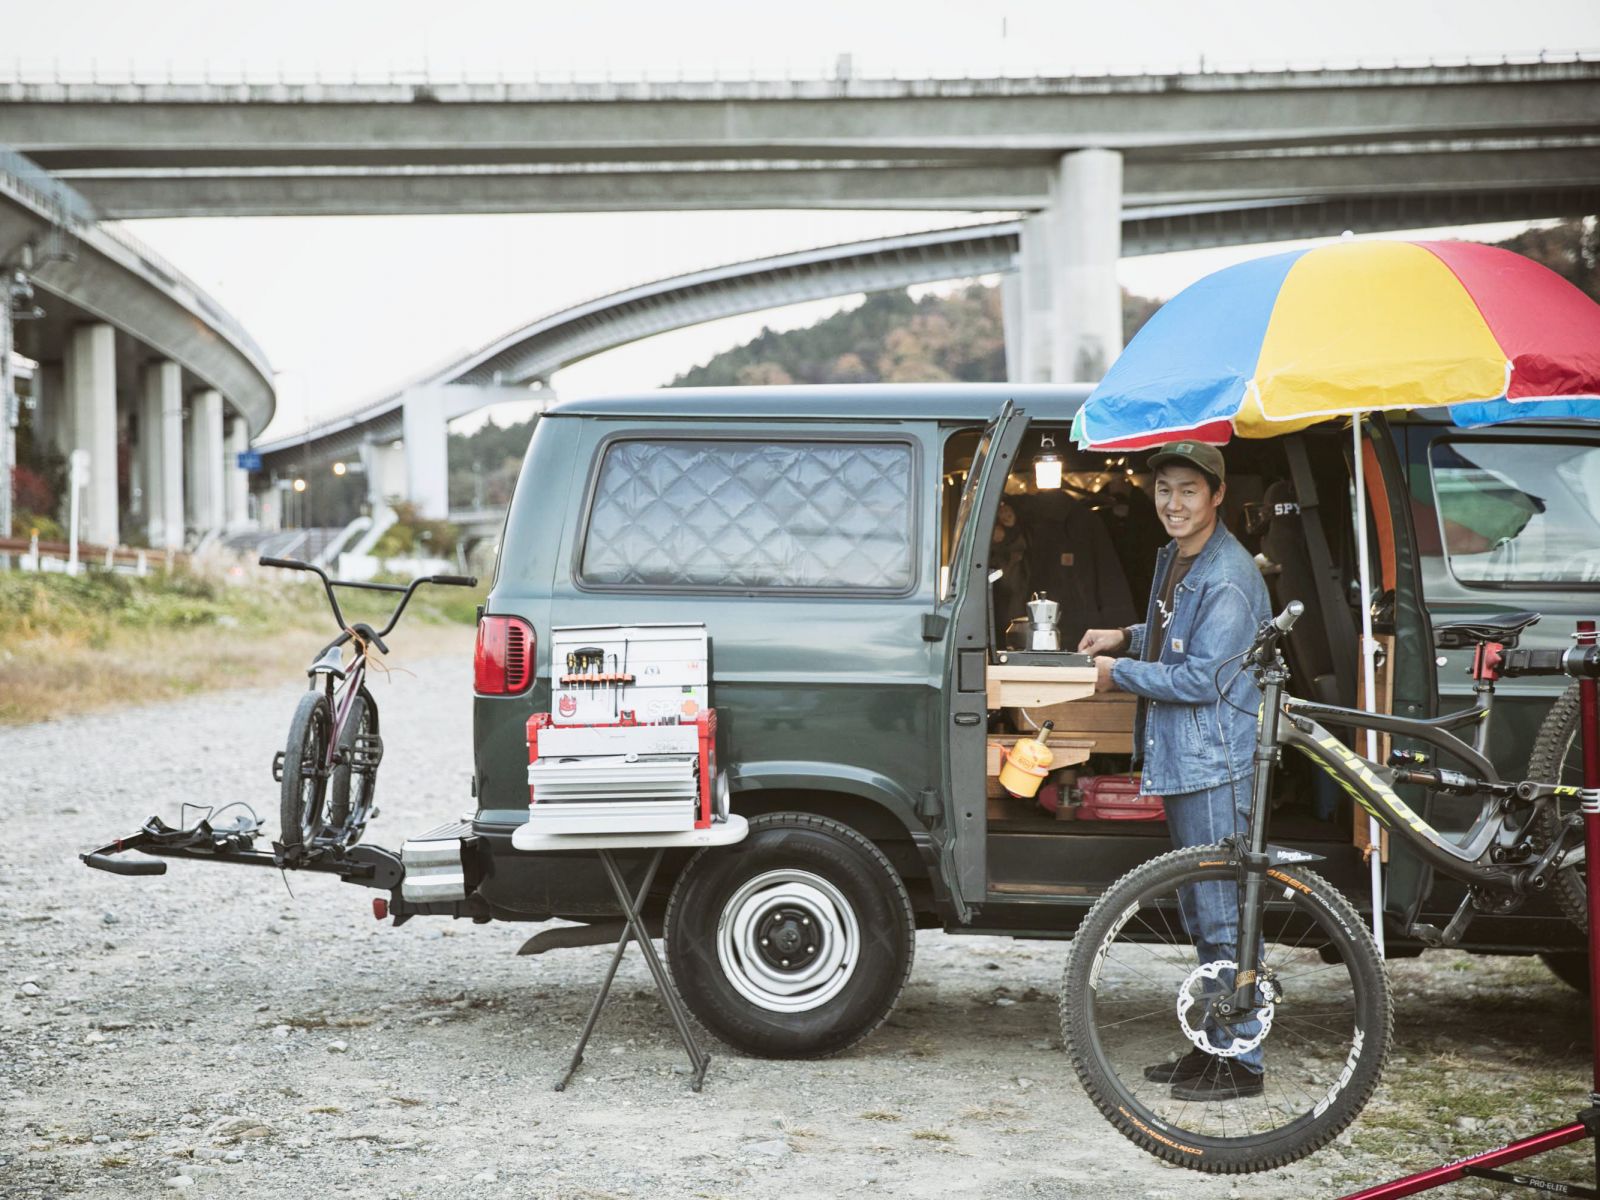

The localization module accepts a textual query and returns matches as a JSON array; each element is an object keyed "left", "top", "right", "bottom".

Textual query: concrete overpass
[
  {"left": 8, "top": 60, "right": 1598, "bottom": 216},
  {"left": 11, "top": 58, "right": 1595, "bottom": 412},
  {"left": 0, "top": 147, "right": 273, "bottom": 546}
]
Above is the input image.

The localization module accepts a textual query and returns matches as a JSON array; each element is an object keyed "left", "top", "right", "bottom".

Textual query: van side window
[
  {"left": 580, "top": 439, "right": 917, "bottom": 591},
  {"left": 1427, "top": 438, "right": 1600, "bottom": 587}
]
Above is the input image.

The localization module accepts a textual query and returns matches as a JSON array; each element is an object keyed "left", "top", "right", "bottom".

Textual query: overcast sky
[{"left": 10, "top": 0, "right": 1600, "bottom": 439}]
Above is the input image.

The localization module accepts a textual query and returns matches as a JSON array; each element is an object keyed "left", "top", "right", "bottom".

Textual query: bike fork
[{"left": 1217, "top": 670, "right": 1284, "bottom": 1023}]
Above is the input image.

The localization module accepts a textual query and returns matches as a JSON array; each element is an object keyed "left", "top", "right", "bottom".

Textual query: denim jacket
[{"left": 1109, "top": 521, "right": 1271, "bottom": 796}]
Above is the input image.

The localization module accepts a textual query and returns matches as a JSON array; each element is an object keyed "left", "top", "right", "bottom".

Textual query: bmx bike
[{"left": 260, "top": 555, "right": 476, "bottom": 855}]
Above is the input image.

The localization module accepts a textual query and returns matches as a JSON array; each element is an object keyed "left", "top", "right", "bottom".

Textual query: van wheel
[
  {"left": 665, "top": 813, "right": 915, "bottom": 1059},
  {"left": 1539, "top": 951, "right": 1590, "bottom": 994}
]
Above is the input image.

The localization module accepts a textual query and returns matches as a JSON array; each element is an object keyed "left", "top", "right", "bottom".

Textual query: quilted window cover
[{"left": 582, "top": 439, "right": 916, "bottom": 590}]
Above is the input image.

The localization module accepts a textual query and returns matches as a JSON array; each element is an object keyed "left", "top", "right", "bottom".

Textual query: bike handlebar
[
  {"left": 1247, "top": 600, "right": 1304, "bottom": 667},
  {"left": 259, "top": 556, "right": 479, "bottom": 642},
  {"left": 1272, "top": 600, "right": 1305, "bottom": 635}
]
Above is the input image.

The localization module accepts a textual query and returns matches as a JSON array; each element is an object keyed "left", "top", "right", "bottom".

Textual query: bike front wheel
[
  {"left": 279, "top": 690, "right": 332, "bottom": 850},
  {"left": 1061, "top": 845, "right": 1392, "bottom": 1174}
]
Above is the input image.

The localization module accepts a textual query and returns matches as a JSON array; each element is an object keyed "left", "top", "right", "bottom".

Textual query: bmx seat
[{"left": 1433, "top": 611, "right": 1541, "bottom": 650}]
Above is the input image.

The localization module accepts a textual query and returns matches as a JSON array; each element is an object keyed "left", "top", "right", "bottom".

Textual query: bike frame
[
  {"left": 1225, "top": 657, "right": 1578, "bottom": 1010},
  {"left": 311, "top": 641, "right": 370, "bottom": 782}
]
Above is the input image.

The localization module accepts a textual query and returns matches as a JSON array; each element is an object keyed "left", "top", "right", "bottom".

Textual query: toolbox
[{"left": 525, "top": 623, "right": 722, "bottom": 836}]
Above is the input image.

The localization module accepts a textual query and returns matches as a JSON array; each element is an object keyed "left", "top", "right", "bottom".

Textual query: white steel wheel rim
[{"left": 716, "top": 869, "right": 860, "bottom": 1013}]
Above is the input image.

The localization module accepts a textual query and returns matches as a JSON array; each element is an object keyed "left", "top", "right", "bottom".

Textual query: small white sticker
[{"left": 1171, "top": 638, "right": 1184, "bottom": 653}]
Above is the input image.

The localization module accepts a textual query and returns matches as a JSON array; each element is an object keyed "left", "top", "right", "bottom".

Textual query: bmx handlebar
[{"left": 258, "top": 556, "right": 478, "bottom": 642}]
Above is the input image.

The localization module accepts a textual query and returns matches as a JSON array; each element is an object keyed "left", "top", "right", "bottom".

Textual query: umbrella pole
[{"left": 1352, "top": 416, "right": 1387, "bottom": 955}]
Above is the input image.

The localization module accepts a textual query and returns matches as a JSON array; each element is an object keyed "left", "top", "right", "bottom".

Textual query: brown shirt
[{"left": 1145, "top": 552, "right": 1197, "bottom": 661}]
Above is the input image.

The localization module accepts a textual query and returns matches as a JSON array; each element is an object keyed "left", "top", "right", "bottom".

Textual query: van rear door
[{"left": 938, "top": 401, "right": 1028, "bottom": 912}]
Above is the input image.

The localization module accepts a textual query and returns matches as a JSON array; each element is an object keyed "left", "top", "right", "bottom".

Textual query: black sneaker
[
  {"left": 1142, "top": 1047, "right": 1212, "bottom": 1083},
  {"left": 1170, "top": 1055, "right": 1265, "bottom": 1101}
]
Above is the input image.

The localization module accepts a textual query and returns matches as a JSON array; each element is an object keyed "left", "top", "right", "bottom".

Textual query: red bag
[{"left": 1075, "top": 775, "right": 1165, "bottom": 821}]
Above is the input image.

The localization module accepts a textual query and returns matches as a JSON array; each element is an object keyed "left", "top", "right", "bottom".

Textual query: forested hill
[
  {"left": 671, "top": 284, "right": 1162, "bottom": 388},
  {"left": 672, "top": 217, "right": 1598, "bottom": 389}
]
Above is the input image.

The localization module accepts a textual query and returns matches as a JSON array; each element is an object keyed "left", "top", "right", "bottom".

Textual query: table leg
[
  {"left": 596, "top": 847, "right": 711, "bottom": 1091},
  {"left": 553, "top": 848, "right": 665, "bottom": 1092}
]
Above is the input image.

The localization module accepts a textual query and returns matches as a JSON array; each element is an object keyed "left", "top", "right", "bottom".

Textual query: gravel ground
[{"left": 2, "top": 646, "right": 1592, "bottom": 1199}]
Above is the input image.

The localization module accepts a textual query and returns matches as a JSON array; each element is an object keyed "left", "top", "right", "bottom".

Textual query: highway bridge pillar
[
  {"left": 187, "top": 389, "right": 225, "bottom": 535},
  {"left": 1015, "top": 214, "right": 1055, "bottom": 383},
  {"left": 65, "top": 323, "right": 118, "bottom": 547},
  {"left": 401, "top": 387, "right": 449, "bottom": 521},
  {"left": 34, "top": 362, "right": 65, "bottom": 458},
  {"left": 361, "top": 439, "right": 407, "bottom": 516},
  {"left": 225, "top": 416, "right": 251, "bottom": 530},
  {"left": 1049, "top": 149, "right": 1124, "bottom": 383},
  {"left": 1000, "top": 273, "right": 1022, "bottom": 382},
  {"left": 138, "top": 360, "right": 184, "bottom": 548}
]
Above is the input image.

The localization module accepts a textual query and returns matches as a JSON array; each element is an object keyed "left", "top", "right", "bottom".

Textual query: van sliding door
[{"left": 939, "top": 401, "right": 1028, "bottom": 910}]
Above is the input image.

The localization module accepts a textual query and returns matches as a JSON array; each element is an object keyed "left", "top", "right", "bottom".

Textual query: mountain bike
[
  {"left": 1060, "top": 602, "right": 1597, "bottom": 1174},
  {"left": 261, "top": 556, "right": 476, "bottom": 855}
]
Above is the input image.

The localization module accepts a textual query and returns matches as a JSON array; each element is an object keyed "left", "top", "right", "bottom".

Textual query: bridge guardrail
[{"left": 0, "top": 51, "right": 1597, "bottom": 88}]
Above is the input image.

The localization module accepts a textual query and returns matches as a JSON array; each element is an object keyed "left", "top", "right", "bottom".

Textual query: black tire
[
  {"left": 326, "top": 687, "right": 378, "bottom": 841},
  {"left": 664, "top": 813, "right": 915, "bottom": 1059},
  {"left": 1061, "top": 845, "right": 1392, "bottom": 1174},
  {"left": 1539, "top": 950, "right": 1591, "bottom": 994},
  {"left": 279, "top": 690, "right": 332, "bottom": 850},
  {"left": 1526, "top": 683, "right": 1589, "bottom": 931}
]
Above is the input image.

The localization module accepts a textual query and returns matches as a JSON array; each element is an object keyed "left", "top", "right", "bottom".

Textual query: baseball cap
[{"left": 1147, "top": 440, "right": 1225, "bottom": 483}]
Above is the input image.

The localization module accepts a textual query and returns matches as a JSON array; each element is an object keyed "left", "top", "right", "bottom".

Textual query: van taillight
[{"left": 475, "top": 616, "right": 534, "bottom": 695}]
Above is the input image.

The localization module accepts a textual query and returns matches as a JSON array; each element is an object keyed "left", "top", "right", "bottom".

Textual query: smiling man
[{"left": 1077, "top": 440, "right": 1272, "bottom": 1100}]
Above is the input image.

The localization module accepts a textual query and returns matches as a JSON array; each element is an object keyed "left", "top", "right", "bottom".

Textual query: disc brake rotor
[{"left": 1175, "top": 959, "right": 1275, "bottom": 1057}]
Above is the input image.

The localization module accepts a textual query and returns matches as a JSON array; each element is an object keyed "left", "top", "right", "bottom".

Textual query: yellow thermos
[{"left": 999, "top": 721, "right": 1055, "bottom": 798}]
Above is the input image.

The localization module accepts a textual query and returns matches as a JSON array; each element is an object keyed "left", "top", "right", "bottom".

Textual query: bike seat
[{"left": 1433, "top": 611, "right": 1541, "bottom": 650}]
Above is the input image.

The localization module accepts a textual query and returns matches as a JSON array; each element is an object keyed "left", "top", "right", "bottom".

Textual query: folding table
[{"left": 512, "top": 815, "right": 748, "bottom": 1092}]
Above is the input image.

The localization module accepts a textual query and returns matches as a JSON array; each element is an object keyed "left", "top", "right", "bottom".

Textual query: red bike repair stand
[{"left": 1339, "top": 620, "right": 1600, "bottom": 1200}]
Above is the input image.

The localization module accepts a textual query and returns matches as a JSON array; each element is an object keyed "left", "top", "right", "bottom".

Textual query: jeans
[{"left": 1164, "top": 778, "right": 1264, "bottom": 1074}]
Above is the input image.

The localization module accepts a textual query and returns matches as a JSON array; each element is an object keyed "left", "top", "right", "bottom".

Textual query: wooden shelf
[{"left": 986, "top": 664, "right": 1098, "bottom": 709}]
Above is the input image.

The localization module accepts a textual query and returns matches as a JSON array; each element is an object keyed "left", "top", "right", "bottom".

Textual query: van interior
[{"left": 939, "top": 421, "right": 1408, "bottom": 884}]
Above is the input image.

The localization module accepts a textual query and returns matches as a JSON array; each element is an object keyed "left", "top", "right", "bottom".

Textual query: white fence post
[{"left": 67, "top": 448, "right": 88, "bottom": 576}]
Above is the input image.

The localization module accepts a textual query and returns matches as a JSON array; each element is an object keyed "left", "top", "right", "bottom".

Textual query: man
[{"left": 1078, "top": 441, "right": 1272, "bottom": 1101}]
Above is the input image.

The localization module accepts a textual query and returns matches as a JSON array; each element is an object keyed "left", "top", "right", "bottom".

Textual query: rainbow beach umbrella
[
  {"left": 1068, "top": 237, "right": 1600, "bottom": 949},
  {"left": 1070, "top": 238, "right": 1600, "bottom": 450}
]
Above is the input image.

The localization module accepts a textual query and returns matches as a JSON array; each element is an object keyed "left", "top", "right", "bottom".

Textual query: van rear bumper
[{"left": 468, "top": 821, "right": 680, "bottom": 921}]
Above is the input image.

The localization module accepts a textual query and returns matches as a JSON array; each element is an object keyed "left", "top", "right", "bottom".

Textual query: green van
[{"left": 455, "top": 383, "right": 1594, "bottom": 1057}]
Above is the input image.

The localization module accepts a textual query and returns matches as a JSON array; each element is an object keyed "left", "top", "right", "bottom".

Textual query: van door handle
[{"left": 954, "top": 713, "right": 980, "bottom": 726}]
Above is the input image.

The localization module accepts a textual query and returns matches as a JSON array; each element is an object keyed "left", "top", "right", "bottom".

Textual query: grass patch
[
  {"left": 859, "top": 1111, "right": 901, "bottom": 1122},
  {"left": 0, "top": 563, "right": 484, "bottom": 724},
  {"left": 911, "top": 1129, "right": 954, "bottom": 1142}
]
